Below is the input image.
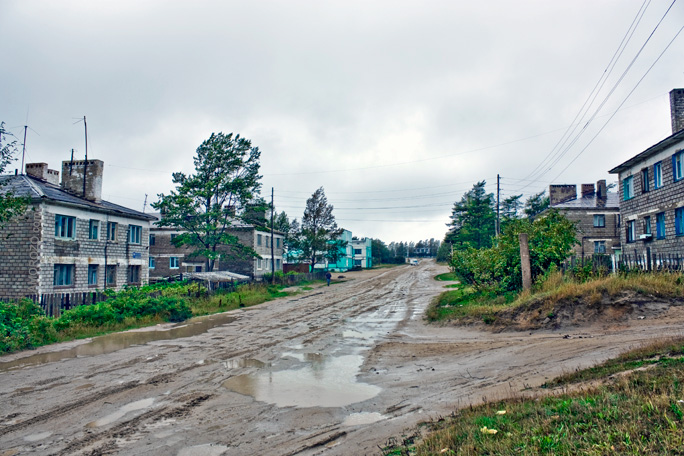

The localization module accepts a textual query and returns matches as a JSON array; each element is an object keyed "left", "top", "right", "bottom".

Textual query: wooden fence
[{"left": 562, "top": 251, "right": 684, "bottom": 276}]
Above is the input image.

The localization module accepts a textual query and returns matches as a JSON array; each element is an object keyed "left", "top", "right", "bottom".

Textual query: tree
[
  {"left": 371, "top": 238, "right": 392, "bottom": 264},
  {"left": 152, "top": 132, "right": 262, "bottom": 272},
  {"left": 524, "top": 191, "right": 549, "bottom": 219},
  {"left": 274, "top": 211, "right": 302, "bottom": 263},
  {"left": 299, "top": 187, "right": 343, "bottom": 270},
  {"left": 0, "top": 122, "right": 28, "bottom": 227},
  {"left": 446, "top": 181, "right": 496, "bottom": 249}
]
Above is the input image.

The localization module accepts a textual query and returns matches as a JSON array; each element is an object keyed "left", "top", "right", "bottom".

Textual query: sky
[{"left": 1, "top": 0, "right": 683, "bottom": 243}]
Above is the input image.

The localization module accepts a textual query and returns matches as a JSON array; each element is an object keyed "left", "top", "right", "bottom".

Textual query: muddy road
[{"left": 2, "top": 261, "right": 684, "bottom": 455}]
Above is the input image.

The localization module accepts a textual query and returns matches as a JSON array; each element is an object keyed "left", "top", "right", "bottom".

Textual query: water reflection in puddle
[
  {"left": 342, "top": 412, "right": 386, "bottom": 426},
  {"left": 87, "top": 397, "right": 155, "bottom": 427},
  {"left": 0, "top": 313, "right": 237, "bottom": 373},
  {"left": 222, "top": 355, "right": 381, "bottom": 408}
]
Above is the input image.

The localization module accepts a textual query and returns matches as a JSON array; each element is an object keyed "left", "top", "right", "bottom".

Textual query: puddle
[
  {"left": 23, "top": 431, "right": 52, "bottom": 442},
  {"left": 87, "top": 397, "right": 155, "bottom": 427},
  {"left": 342, "top": 412, "right": 386, "bottom": 426},
  {"left": 177, "top": 444, "right": 230, "bottom": 456},
  {"left": 222, "top": 355, "right": 380, "bottom": 408},
  {"left": 222, "top": 358, "right": 267, "bottom": 369},
  {"left": 0, "top": 313, "right": 238, "bottom": 373}
]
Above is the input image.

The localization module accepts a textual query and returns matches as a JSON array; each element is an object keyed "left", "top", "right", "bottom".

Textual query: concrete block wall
[
  {"left": 561, "top": 209, "right": 620, "bottom": 256},
  {"left": 0, "top": 206, "right": 42, "bottom": 299},
  {"left": 618, "top": 142, "right": 684, "bottom": 256}
]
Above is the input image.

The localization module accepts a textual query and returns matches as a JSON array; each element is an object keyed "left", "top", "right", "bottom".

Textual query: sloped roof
[
  {"left": 0, "top": 174, "right": 155, "bottom": 221},
  {"left": 550, "top": 192, "right": 619, "bottom": 210},
  {"left": 609, "top": 129, "right": 684, "bottom": 174}
]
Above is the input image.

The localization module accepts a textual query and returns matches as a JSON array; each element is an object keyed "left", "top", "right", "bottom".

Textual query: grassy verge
[
  {"left": 427, "top": 271, "right": 684, "bottom": 326},
  {"left": 383, "top": 337, "right": 684, "bottom": 455},
  {"left": 0, "top": 281, "right": 310, "bottom": 355},
  {"left": 434, "top": 272, "right": 459, "bottom": 282}
]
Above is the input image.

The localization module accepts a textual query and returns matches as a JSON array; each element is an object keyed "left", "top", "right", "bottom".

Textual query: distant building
[
  {"left": 351, "top": 237, "right": 373, "bottom": 268},
  {"left": 609, "top": 88, "right": 684, "bottom": 258},
  {"left": 320, "top": 229, "right": 353, "bottom": 272},
  {"left": 149, "top": 214, "right": 285, "bottom": 280},
  {"left": 0, "top": 160, "right": 154, "bottom": 299},
  {"left": 547, "top": 180, "right": 620, "bottom": 257}
]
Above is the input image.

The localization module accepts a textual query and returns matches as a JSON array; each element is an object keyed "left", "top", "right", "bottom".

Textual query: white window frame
[
  {"left": 594, "top": 241, "right": 606, "bottom": 254},
  {"left": 654, "top": 161, "right": 663, "bottom": 188}
]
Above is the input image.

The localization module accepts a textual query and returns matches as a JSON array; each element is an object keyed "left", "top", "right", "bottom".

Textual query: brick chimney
[
  {"left": 596, "top": 179, "right": 607, "bottom": 200},
  {"left": 25, "top": 163, "right": 60, "bottom": 185},
  {"left": 581, "top": 183, "right": 595, "bottom": 198},
  {"left": 671, "top": 88, "right": 684, "bottom": 134},
  {"left": 61, "top": 159, "right": 104, "bottom": 202},
  {"left": 549, "top": 184, "right": 577, "bottom": 206}
]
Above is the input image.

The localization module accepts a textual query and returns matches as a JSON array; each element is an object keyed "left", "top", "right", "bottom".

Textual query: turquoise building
[{"left": 352, "top": 237, "right": 373, "bottom": 269}]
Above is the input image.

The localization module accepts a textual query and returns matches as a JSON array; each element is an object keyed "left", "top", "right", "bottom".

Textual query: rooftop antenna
[
  {"left": 143, "top": 194, "right": 148, "bottom": 213},
  {"left": 74, "top": 116, "right": 89, "bottom": 197},
  {"left": 21, "top": 126, "right": 27, "bottom": 175}
]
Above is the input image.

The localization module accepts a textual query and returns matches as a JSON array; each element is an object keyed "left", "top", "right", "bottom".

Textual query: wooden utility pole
[
  {"left": 271, "top": 187, "right": 275, "bottom": 284},
  {"left": 82, "top": 116, "right": 88, "bottom": 198},
  {"left": 496, "top": 174, "right": 500, "bottom": 236},
  {"left": 519, "top": 233, "right": 532, "bottom": 291}
]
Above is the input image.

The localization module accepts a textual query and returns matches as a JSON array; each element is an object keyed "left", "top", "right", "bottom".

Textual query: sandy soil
[{"left": 1, "top": 261, "right": 684, "bottom": 455}]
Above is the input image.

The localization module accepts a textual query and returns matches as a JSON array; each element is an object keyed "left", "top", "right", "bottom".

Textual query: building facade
[
  {"left": 320, "top": 229, "right": 353, "bottom": 271},
  {"left": 0, "top": 161, "right": 154, "bottom": 299},
  {"left": 351, "top": 237, "right": 373, "bottom": 268},
  {"left": 547, "top": 180, "right": 620, "bottom": 257},
  {"left": 609, "top": 89, "right": 684, "bottom": 258},
  {"left": 149, "top": 219, "right": 285, "bottom": 280}
]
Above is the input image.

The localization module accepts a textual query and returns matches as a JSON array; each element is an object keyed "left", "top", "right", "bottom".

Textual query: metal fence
[{"left": 561, "top": 251, "right": 684, "bottom": 276}]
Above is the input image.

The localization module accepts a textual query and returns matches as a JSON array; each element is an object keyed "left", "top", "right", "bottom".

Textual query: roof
[
  {"left": 149, "top": 212, "right": 285, "bottom": 234},
  {"left": 0, "top": 174, "right": 156, "bottom": 221},
  {"left": 184, "top": 271, "right": 250, "bottom": 282},
  {"left": 550, "top": 192, "right": 619, "bottom": 210},
  {"left": 609, "top": 129, "right": 684, "bottom": 174}
]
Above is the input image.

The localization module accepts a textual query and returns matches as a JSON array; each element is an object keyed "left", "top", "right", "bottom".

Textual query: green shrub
[{"left": 0, "top": 299, "right": 54, "bottom": 352}]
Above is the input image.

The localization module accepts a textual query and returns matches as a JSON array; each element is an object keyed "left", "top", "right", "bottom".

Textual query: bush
[{"left": 0, "top": 299, "right": 55, "bottom": 352}]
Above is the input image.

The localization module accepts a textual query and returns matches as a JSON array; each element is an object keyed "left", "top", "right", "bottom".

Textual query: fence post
[{"left": 519, "top": 233, "right": 532, "bottom": 292}]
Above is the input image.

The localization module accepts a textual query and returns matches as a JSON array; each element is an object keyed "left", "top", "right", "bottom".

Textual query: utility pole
[
  {"left": 143, "top": 194, "right": 148, "bottom": 213},
  {"left": 270, "top": 187, "right": 275, "bottom": 284},
  {"left": 21, "top": 126, "right": 27, "bottom": 175},
  {"left": 496, "top": 174, "right": 500, "bottom": 237},
  {"left": 82, "top": 116, "right": 88, "bottom": 198}
]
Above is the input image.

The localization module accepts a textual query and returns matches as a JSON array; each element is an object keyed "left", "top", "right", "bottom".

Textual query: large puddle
[
  {"left": 222, "top": 299, "right": 407, "bottom": 408},
  {"left": 0, "top": 312, "right": 237, "bottom": 373}
]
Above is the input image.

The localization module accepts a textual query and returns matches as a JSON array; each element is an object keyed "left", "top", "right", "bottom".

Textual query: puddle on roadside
[
  {"left": 222, "top": 358, "right": 267, "bottom": 369},
  {"left": 87, "top": 397, "right": 155, "bottom": 428},
  {"left": 342, "top": 412, "right": 387, "bottom": 426},
  {"left": 222, "top": 354, "right": 381, "bottom": 408},
  {"left": 0, "top": 313, "right": 238, "bottom": 373}
]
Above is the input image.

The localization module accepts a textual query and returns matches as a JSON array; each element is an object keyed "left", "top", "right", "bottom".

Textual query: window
[
  {"left": 593, "top": 214, "right": 605, "bottom": 228},
  {"left": 128, "top": 265, "right": 141, "bottom": 284},
  {"left": 170, "top": 234, "right": 178, "bottom": 242},
  {"left": 54, "top": 264, "right": 74, "bottom": 286},
  {"left": 105, "top": 265, "right": 116, "bottom": 287},
  {"left": 149, "top": 257, "right": 156, "bottom": 269},
  {"left": 276, "top": 238, "right": 281, "bottom": 248},
  {"left": 656, "top": 212, "right": 666, "bottom": 239},
  {"left": 170, "top": 257, "right": 179, "bottom": 269},
  {"left": 257, "top": 258, "right": 262, "bottom": 269},
  {"left": 276, "top": 258, "right": 281, "bottom": 269},
  {"left": 644, "top": 216, "right": 652, "bottom": 235},
  {"left": 89, "top": 220, "right": 99, "bottom": 240},
  {"left": 594, "top": 241, "right": 606, "bottom": 254},
  {"left": 626, "top": 220, "right": 636, "bottom": 243},
  {"left": 55, "top": 215, "right": 76, "bottom": 239},
  {"left": 128, "top": 225, "right": 142, "bottom": 244},
  {"left": 149, "top": 234, "right": 156, "bottom": 246},
  {"left": 354, "top": 249, "right": 362, "bottom": 255},
  {"left": 354, "top": 259, "right": 362, "bottom": 267},
  {"left": 674, "top": 151, "right": 684, "bottom": 181},
  {"left": 676, "top": 208, "right": 684, "bottom": 236},
  {"left": 107, "top": 222, "right": 117, "bottom": 241},
  {"left": 265, "top": 237, "right": 270, "bottom": 248},
  {"left": 257, "top": 234, "right": 262, "bottom": 246},
  {"left": 195, "top": 266, "right": 202, "bottom": 272},
  {"left": 623, "top": 176, "right": 634, "bottom": 200},
  {"left": 654, "top": 162, "right": 663, "bottom": 188},
  {"left": 641, "top": 168, "right": 650, "bottom": 193},
  {"left": 88, "top": 265, "right": 98, "bottom": 286}
]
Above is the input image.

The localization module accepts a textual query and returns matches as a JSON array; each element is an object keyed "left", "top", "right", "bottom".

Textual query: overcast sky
[{"left": 2, "top": 0, "right": 683, "bottom": 243}]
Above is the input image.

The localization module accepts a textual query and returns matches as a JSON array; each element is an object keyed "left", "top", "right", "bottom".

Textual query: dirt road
[{"left": 2, "top": 261, "right": 684, "bottom": 455}]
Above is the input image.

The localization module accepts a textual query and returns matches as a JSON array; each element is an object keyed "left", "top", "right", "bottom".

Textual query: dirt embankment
[{"left": 490, "top": 290, "right": 679, "bottom": 331}]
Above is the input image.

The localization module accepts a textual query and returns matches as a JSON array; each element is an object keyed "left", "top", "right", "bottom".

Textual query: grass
[
  {"left": 1, "top": 281, "right": 320, "bottom": 355},
  {"left": 427, "top": 271, "right": 684, "bottom": 325},
  {"left": 383, "top": 337, "right": 684, "bottom": 455},
  {"left": 434, "top": 272, "right": 459, "bottom": 282}
]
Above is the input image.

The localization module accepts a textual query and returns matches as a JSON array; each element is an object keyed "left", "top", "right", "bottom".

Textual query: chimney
[
  {"left": 61, "top": 159, "right": 104, "bottom": 202},
  {"left": 596, "top": 179, "right": 607, "bottom": 200},
  {"left": 26, "top": 163, "right": 60, "bottom": 185},
  {"left": 581, "top": 183, "right": 595, "bottom": 198},
  {"left": 671, "top": 88, "right": 684, "bottom": 134},
  {"left": 549, "top": 184, "right": 577, "bottom": 206}
]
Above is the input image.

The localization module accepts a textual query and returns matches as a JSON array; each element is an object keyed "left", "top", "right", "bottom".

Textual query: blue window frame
[
  {"left": 55, "top": 214, "right": 76, "bottom": 239},
  {"left": 673, "top": 151, "right": 684, "bottom": 182},
  {"left": 654, "top": 162, "right": 663, "bottom": 188},
  {"left": 626, "top": 220, "right": 636, "bottom": 243},
  {"left": 656, "top": 212, "right": 666, "bottom": 239},
  {"left": 676, "top": 208, "right": 684, "bottom": 236},
  {"left": 149, "top": 257, "right": 156, "bottom": 269},
  {"left": 128, "top": 225, "right": 142, "bottom": 244},
  {"left": 644, "top": 216, "right": 651, "bottom": 235},
  {"left": 623, "top": 176, "right": 634, "bottom": 200},
  {"left": 170, "top": 257, "right": 179, "bottom": 269},
  {"left": 54, "top": 264, "right": 74, "bottom": 286}
]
